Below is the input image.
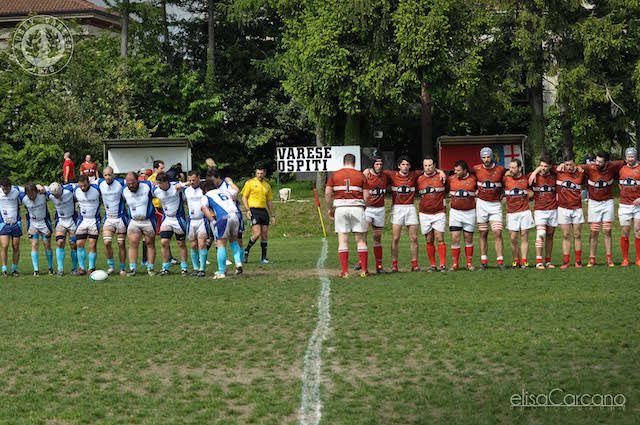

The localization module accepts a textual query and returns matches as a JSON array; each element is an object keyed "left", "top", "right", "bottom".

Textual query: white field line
[{"left": 299, "top": 237, "right": 331, "bottom": 425}]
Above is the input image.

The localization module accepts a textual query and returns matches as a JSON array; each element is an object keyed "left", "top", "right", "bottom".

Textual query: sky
[{"left": 90, "top": 0, "right": 191, "bottom": 19}]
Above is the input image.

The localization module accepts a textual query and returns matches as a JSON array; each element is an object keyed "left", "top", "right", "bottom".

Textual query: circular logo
[{"left": 11, "top": 15, "right": 74, "bottom": 76}]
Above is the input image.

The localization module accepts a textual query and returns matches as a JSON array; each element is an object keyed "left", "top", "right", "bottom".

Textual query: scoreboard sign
[{"left": 277, "top": 146, "right": 361, "bottom": 172}]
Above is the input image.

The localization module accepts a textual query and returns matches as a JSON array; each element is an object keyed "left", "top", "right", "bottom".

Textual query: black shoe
[
  {"left": 353, "top": 263, "right": 362, "bottom": 271},
  {"left": 439, "top": 265, "right": 447, "bottom": 273},
  {"left": 158, "top": 269, "right": 170, "bottom": 276},
  {"left": 191, "top": 270, "right": 199, "bottom": 277},
  {"left": 497, "top": 263, "right": 505, "bottom": 270},
  {"left": 243, "top": 251, "right": 249, "bottom": 263},
  {"left": 48, "top": 268, "right": 54, "bottom": 275},
  {"left": 235, "top": 266, "right": 243, "bottom": 275},
  {"left": 33, "top": 271, "right": 39, "bottom": 276},
  {"left": 197, "top": 271, "right": 206, "bottom": 277},
  {"left": 126, "top": 269, "right": 136, "bottom": 277},
  {"left": 426, "top": 266, "right": 436, "bottom": 273},
  {"left": 181, "top": 269, "right": 189, "bottom": 276},
  {"left": 11, "top": 271, "right": 19, "bottom": 277},
  {"left": 2, "top": 271, "right": 7, "bottom": 277},
  {"left": 480, "top": 263, "right": 489, "bottom": 270}
]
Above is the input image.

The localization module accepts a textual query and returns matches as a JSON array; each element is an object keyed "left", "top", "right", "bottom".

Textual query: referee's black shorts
[{"left": 250, "top": 208, "right": 270, "bottom": 226}]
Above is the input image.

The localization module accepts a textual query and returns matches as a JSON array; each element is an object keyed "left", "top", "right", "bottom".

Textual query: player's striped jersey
[
  {"left": 365, "top": 172, "right": 389, "bottom": 208},
  {"left": 531, "top": 172, "right": 557, "bottom": 211},
  {"left": 327, "top": 168, "right": 368, "bottom": 207},
  {"left": 555, "top": 168, "right": 584, "bottom": 209},
  {"left": 74, "top": 184, "right": 101, "bottom": 223},
  {"left": 0, "top": 186, "right": 22, "bottom": 224},
  {"left": 502, "top": 174, "right": 530, "bottom": 214},
  {"left": 583, "top": 160, "right": 624, "bottom": 201},
  {"left": 47, "top": 184, "right": 77, "bottom": 221},
  {"left": 98, "top": 178, "right": 127, "bottom": 219},
  {"left": 383, "top": 170, "right": 419, "bottom": 205},
  {"left": 417, "top": 172, "right": 445, "bottom": 214},
  {"left": 123, "top": 181, "right": 154, "bottom": 220},
  {"left": 184, "top": 185, "right": 205, "bottom": 220},
  {"left": 20, "top": 193, "right": 50, "bottom": 223},
  {"left": 153, "top": 183, "right": 186, "bottom": 218},
  {"left": 473, "top": 164, "right": 506, "bottom": 202},
  {"left": 618, "top": 163, "right": 640, "bottom": 205},
  {"left": 201, "top": 189, "right": 240, "bottom": 220},
  {"left": 448, "top": 173, "right": 477, "bottom": 211}
]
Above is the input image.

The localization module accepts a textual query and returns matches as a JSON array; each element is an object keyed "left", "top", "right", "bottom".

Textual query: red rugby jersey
[
  {"left": 555, "top": 168, "right": 584, "bottom": 210},
  {"left": 473, "top": 164, "right": 506, "bottom": 202},
  {"left": 618, "top": 163, "right": 640, "bottom": 205},
  {"left": 326, "top": 168, "right": 368, "bottom": 207},
  {"left": 583, "top": 160, "right": 624, "bottom": 201},
  {"left": 417, "top": 172, "right": 446, "bottom": 214},
  {"left": 530, "top": 172, "right": 557, "bottom": 210},
  {"left": 383, "top": 170, "right": 419, "bottom": 205},
  {"left": 502, "top": 174, "right": 530, "bottom": 213},
  {"left": 366, "top": 171, "right": 389, "bottom": 208},
  {"left": 448, "top": 173, "right": 477, "bottom": 211}
]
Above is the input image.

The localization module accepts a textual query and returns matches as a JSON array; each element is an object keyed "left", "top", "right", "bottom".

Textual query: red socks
[
  {"left": 358, "top": 247, "right": 368, "bottom": 274},
  {"left": 621, "top": 236, "right": 630, "bottom": 261},
  {"left": 437, "top": 243, "right": 447, "bottom": 267},
  {"left": 636, "top": 238, "right": 640, "bottom": 262},
  {"left": 426, "top": 242, "right": 436, "bottom": 267},
  {"left": 575, "top": 250, "right": 582, "bottom": 264},
  {"left": 545, "top": 256, "right": 551, "bottom": 264},
  {"left": 373, "top": 244, "right": 383, "bottom": 268},
  {"left": 563, "top": 253, "right": 570, "bottom": 263},
  {"left": 411, "top": 258, "right": 418, "bottom": 269},
  {"left": 465, "top": 245, "right": 473, "bottom": 265},
  {"left": 451, "top": 246, "right": 461, "bottom": 267},
  {"left": 339, "top": 249, "right": 349, "bottom": 274}
]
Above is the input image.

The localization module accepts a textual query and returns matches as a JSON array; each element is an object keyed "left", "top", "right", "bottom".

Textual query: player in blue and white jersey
[
  {"left": 0, "top": 177, "right": 23, "bottom": 276},
  {"left": 20, "top": 183, "right": 54, "bottom": 275},
  {"left": 184, "top": 171, "right": 209, "bottom": 277},
  {"left": 201, "top": 169, "right": 244, "bottom": 279},
  {"left": 73, "top": 175, "right": 102, "bottom": 275},
  {"left": 98, "top": 166, "right": 129, "bottom": 276},
  {"left": 122, "top": 171, "right": 156, "bottom": 276},
  {"left": 152, "top": 172, "right": 189, "bottom": 275},
  {"left": 46, "top": 182, "right": 79, "bottom": 275}
]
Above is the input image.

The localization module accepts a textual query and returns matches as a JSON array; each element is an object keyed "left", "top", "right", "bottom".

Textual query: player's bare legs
[
  {"left": 491, "top": 221, "right": 504, "bottom": 266},
  {"left": 11, "top": 236, "right": 19, "bottom": 270},
  {"left": 371, "top": 225, "right": 383, "bottom": 272},
  {"left": 408, "top": 224, "right": 419, "bottom": 271},
  {"left": 603, "top": 221, "right": 613, "bottom": 265},
  {"left": 0, "top": 236, "right": 10, "bottom": 274},
  {"left": 520, "top": 229, "right": 529, "bottom": 266},
  {"left": 127, "top": 231, "right": 141, "bottom": 275},
  {"left": 391, "top": 224, "right": 402, "bottom": 272},
  {"left": 588, "top": 222, "right": 600, "bottom": 266},
  {"left": 479, "top": 224, "right": 489, "bottom": 266},
  {"left": 144, "top": 233, "right": 156, "bottom": 268},
  {"left": 545, "top": 226, "right": 555, "bottom": 267},
  {"left": 509, "top": 231, "right": 519, "bottom": 265}
]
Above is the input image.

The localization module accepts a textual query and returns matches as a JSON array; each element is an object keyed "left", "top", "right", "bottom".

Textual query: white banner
[{"left": 276, "top": 146, "right": 361, "bottom": 172}]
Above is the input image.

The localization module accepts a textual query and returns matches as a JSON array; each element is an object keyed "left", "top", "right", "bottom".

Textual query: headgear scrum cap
[{"left": 480, "top": 147, "right": 493, "bottom": 158}]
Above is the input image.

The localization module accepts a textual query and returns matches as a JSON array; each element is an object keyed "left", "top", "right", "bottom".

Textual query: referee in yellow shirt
[{"left": 241, "top": 167, "right": 275, "bottom": 263}]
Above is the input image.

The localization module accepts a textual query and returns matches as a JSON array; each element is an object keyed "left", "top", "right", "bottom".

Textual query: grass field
[{"left": 0, "top": 196, "right": 638, "bottom": 424}]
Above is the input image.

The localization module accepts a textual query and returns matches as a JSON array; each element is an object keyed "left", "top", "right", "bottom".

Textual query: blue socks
[
  {"left": 71, "top": 249, "right": 78, "bottom": 271},
  {"left": 129, "top": 262, "right": 137, "bottom": 271},
  {"left": 107, "top": 258, "right": 115, "bottom": 270},
  {"left": 88, "top": 252, "right": 97, "bottom": 270},
  {"left": 45, "top": 250, "right": 53, "bottom": 270},
  {"left": 31, "top": 251, "right": 39, "bottom": 271},
  {"left": 11, "top": 264, "right": 17, "bottom": 273},
  {"left": 119, "top": 262, "right": 126, "bottom": 272},
  {"left": 199, "top": 249, "right": 208, "bottom": 271},
  {"left": 217, "top": 246, "right": 227, "bottom": 274},
  {"left": 190, "top": 249, "right": 199, "bottom": 270},
  {"left": 180, "top": 260, "right": 188, "bottom": 271},
  {"left": 1, "top": 265, "right": 6, "bottom": 273},
  {"left": 162, "top": 262, "right": 170, "bottom": 271},
  {"left": 56, "top": 247, "right": 65, "bottom": 271},
  {"left": 77, "top": 247, "right": 86, "bottom": 270},
  {"left": 230, "top": 241, "right": 242, "bottom": 266}
]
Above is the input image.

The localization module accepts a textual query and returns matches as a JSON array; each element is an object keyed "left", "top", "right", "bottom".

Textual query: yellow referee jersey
[
  {"left": 241, "top": 177, "right": 273, "bottom": 208},
  {"left": 148, "top": 172, "right": 162, "bottom": 208}
]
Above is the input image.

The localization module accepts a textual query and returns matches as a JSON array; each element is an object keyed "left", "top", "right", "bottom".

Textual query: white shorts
[
  {"left": 506, "top": 210, "right": 535, "bottom": 231},
  {"left": 618, "top": 203, "right": 640, "bottom": 226},
  {"left": 588, "top": 199, "right": 614, "bottom": 223},
  {"left": 55, "top": 216, "right": 77, "bottom": 233},
  {"left": 103, "top": 216, "right": 128, "bottom": 235},
  {"left": 390, "top": 204, "right": 419, "bottom": 226},
  {"left": 214, "top": 213, "right": 241, "bottom": 240},
  {"left": 188, "top": 218, "right": 209, "bottom": 240},
  {"left": 557, "top": 207, "right": 584, "bottom": 225},
  {"left": 365, "top": 206, "right": 385, "bottom": 228},
  {"left": 160, "top": 216, "right": 186, "bottom": 235},
  {"left": 127, "top": 219, "right": 156, "bottom": 238},
  {"left": 419, "top": 212, "right": 446, "bottom": 234},
  {"left": 476, "top": 198, "right": 503, "bottom": 223},
  {"left": 335, "top": 206, "right": 367, "bottom": 233},
  {"left": 534, "top": 210, "right": 558, "bottom": 227},
  {"left": 76, "top": 218, "right": 99, "bottom": 236},
  {"left": 449, "top": 208, "right": 476, "bottom": 233},
  {"left": 28, "top": 220, "right": 52, "bottom": 237}
]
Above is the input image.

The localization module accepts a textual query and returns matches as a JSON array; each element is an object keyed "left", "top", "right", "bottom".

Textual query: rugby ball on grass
[{"left": 89, "top": 269, "right": 109, "bottom": 282}]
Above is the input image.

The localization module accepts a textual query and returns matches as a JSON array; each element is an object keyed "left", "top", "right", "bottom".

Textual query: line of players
[
  {"left": 325, "top": 147, "right": 640, "bottom": 277},
  {"left": 0, "top": 167, "right": 247, "bottom": 279}
]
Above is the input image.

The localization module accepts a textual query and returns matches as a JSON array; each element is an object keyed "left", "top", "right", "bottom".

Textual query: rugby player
[
  {"left": 417, "top": 156, "right": 447, "bottom": 272},
  {"left": 618, "top": 147, "right": 640, "bottom": 266},
  {"left": 448, "top": 160, "right": 477, "bottom": 271},
  {"left": 503, "top": 159, "right": 533, "bottom": 268},
  {"left": 555, "top": 155, "right": 585, "bottom": 268},
  {"left": 528, "top": 156, "right": 557, "bottom": 269},
  {"left": 73, "top": 175, "right": 102, "bottom": 275},
  {"left": 21, "top": 183, "right": 54, "bottom": 275},
  {"left": 98, "top": 167, "right": 128, "bottom": 276},
  {"left": 325, "top": 154, "right": 370, "bottom": 278},
  {"left": 122, "top": 172, "right": 157, "bottom": 276},
  {"left": 0, "top": 177, "right": 22, "bottom": 276},
  {"left": 184, "top": 171, "right": 209, "bottom": 276},
  {"left": 46, "top": 182, "right": 79, "bottom": 275}
]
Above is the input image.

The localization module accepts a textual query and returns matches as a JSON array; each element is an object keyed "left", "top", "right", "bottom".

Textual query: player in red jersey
[
  {"left": 528, "top": 156, "right": 557, "bottom": 269},
  {"left": 361, "top": 156, "right": 389, "bottom": 273},
  {"left": 448, "top": 160, "right": 477, "bottom": 271},
  {"left": 579, "top": 151, "right": 624, "bottom": 267},
  {"left": 555, "top": 154, "right": 585, "bottom": 268},
  {"left": 617, "top": 147, "right": 640, "bottom": 266},
  {"left": 417, "top": 156, "right": 447, "bottom": 272},
  {"left": 473, "top": 147, "right": 507, "bottom": 270},
  {"left": 502, "top": 158, "right": 534, "bottom": 269},
  {"left": 325, "top": 154, "right": 370, "bottom": 278}
]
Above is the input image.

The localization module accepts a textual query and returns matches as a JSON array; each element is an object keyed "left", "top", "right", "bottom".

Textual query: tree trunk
[
  {"left": 558, "top": 99, "right": 574, "bottom": 160},
  {"left": 420, "top": 78, "right": 433, "bottom": 158},
  {"left": 207, "top": 0, "right": 216, "bottom": 85},
  {"left": 636, "top": 113, "right": 640, "bottom": 152},
  {"left": 160, "top": 0, "right": 171, "bottom": 65},
  {"left": 344, "top": 113, "right": 360, "bottom": 146},
  {"left": 120, "top": 0, "right": 129, "bottom": 72},
  {"left": 527, "top": 78, "right": 545, "bottom": 162},
  {"left": 315, "top": 123, "right": 326, "bottom": 196}
]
